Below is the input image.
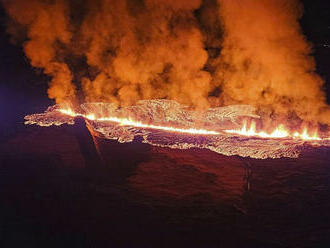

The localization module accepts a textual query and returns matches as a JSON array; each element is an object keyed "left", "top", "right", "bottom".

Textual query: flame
[
  {"left": 58, "top": 108, "right": 325, "bottom": 141},
  {"left": 224, "top": 120, "right": 322, "bottom": 141},
  {"left": 58, "top": 109, "right": 220, "bottom": 135},
  {"left": 294, "top": 127, "right": 321, "bottom": 141}
]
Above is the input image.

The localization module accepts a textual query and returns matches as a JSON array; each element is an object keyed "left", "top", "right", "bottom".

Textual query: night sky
[{"left": 301, "top": 0, "right": 330, "bottom": 103}]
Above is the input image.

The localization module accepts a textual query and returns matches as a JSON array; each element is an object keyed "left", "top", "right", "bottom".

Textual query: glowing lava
[
  {"left": 23, "top": 101, "right": 330, "bottom": 159},
  {"left": 224, "top": 120, "right": 321, "bottom": 141},
  {"left": 58, "top": 109, "right": 220, "bottom": 135},
  {"left": 58, "top": 108, "right": 325, "bottom": 141}
]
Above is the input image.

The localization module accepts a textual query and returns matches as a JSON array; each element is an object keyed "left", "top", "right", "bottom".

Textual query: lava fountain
[{"left": 224, "top": 120, "right": 322, "bottom": 141}]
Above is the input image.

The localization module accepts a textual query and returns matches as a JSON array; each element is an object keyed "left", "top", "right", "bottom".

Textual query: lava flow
[
  {"left": 224, "top": 120, "right": 322, "bottom": 141},
  {"left": 59, "top": 108, "right": 323, "bottom": 141},
  {"left": 24, "top": 101, "right": 330, "bottom": 159},
  {"left": 58, "top": 109, "right": 220, "bottom": 135}
]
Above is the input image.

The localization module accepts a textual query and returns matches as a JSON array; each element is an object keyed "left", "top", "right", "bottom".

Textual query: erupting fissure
[
  {"left": 58, "top": 108, "right": 220, "bottom": 135},
  {"left": 58, "top": 108, "right": 324, "bottom": 141},
  {"left": 224, "top": 120, "right": 322, "bottom": 141},
  {"left": 24, "top": 101, "right": 330, "bottom": 159}
]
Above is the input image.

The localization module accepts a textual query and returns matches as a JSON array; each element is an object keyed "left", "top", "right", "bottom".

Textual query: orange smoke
[
  {"left": 2, "top": 0, "right": 330, "bottom": 124},
  {"left": 80, "top": 0, "right": 210, "bottom": 108},
  {"left": 2, "top": 0, "right": 76, "bottom": 104},
  {"left": 215, "top": 0, "right": 330, "bottom": 123}
]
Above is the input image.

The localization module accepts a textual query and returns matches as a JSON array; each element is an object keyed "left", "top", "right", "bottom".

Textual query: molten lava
[
  {"left": 58, "top": 109, "right": 220, "bottom": 135},
  {"left": 24, "top": 101, "right": 330, "bottom": 159},
  {"left": 59, "top": 108, "right": 323, "bottom": 141},
  {"left": 224, "top": 120, "right": 322, "bottom": 141}
]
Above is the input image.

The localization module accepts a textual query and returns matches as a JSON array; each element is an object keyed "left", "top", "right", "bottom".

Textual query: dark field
[{"left": 1, "top": 113, "right": 330, "bottom": 247}]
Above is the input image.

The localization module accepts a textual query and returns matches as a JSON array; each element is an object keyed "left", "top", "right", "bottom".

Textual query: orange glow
[
  {"left": 58, "top": 109, "right": 220, "bottom": 135},
  {"left": 58, "top": 108, "right": 325, "bottom": 141},
  {"left": 224, "top": 120, "right": 322, "bottom": 141}
]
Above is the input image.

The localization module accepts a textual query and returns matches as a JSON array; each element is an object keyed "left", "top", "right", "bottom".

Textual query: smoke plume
[
  {"left": 2, "top": 0, "right": 330, "bottom": 124},
  {"left": 214, "top": 0, "right": 330, "bottom": 124},
  {"left": 2, "top": 0, "right": 76, "bottom": 104}
]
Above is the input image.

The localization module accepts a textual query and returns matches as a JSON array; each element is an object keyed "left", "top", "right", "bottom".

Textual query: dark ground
[
  {"left": 1, "top": 118, "right": 330, "bottom": 248},
  {"left": 1, "top": 1, "right": 330, "bottom": 248}
]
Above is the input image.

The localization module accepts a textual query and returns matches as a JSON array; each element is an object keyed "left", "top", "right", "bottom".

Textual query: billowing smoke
[
  {"left": 2, "top": 0, "right": 330, "bottom": 124},
  {"left": 214, "top": 0, "right": 330, "bottom": 124},
  {"left": 2, "top": 0, "right": 210, "bottom": 109},
  {"left": 2, "top": 0, "right": 76, "bottom": 104},
  {"left": 80, "top": 0, "right": 211, "bottom": 108}
]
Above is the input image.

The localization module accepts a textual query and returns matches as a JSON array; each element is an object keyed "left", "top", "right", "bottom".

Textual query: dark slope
[{"left": 1, "top": 120, "right": 330, "bottom": 247}]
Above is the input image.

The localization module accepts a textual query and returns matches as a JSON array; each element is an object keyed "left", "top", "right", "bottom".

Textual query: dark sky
[
  {"left": 300, "top": 0, "right": 330, "bottom": 103},
  {"left": 0, "top": 1, "right": 330, "bottom": 103}
]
